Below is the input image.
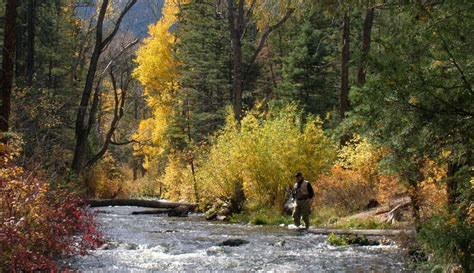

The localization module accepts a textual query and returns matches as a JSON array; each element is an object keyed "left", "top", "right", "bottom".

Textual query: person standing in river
[{"left": 292, "top": 172, "right": 314, "bottom": 230}]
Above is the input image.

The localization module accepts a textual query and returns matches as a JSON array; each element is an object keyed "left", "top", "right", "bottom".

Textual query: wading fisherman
[{"left": 292, "top": 172, "right": 314, "bottom": 230}]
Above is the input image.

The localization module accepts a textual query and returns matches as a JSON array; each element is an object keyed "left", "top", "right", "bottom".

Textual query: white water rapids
[{"left": 67, "top": 206, "right": 411, "bottom": 272}]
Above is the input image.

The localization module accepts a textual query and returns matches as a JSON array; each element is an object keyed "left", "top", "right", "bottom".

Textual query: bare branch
[
  {"left": 99, "top": 38, "right": 139, "bottom": 77},
  {"left": 101, "top": 0, "right": 138, "bottom": 48},
  {"left": 243, "top": 8, "right": 294, "bottom": 81},
  {"left": 111, "top": 139, "right": 139, "bottom": 146},
  {"left": 245, "top": 0, "right": 256, "bottom": 18},
  {"left": 85, "top": 69, "right": 128, "bottom": 168}
]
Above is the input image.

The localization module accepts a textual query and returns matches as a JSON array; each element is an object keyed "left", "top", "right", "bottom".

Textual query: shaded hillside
[{"left": 76, "top": 0, "right": 163, "bottom": 38}]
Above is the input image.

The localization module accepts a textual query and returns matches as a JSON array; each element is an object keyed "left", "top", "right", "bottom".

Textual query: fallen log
[
  {"left": 88, "top": 199, "right": 198, "bottom": 210},
  {"left": 308, "top": 228, "right": 415, "bottom": 237},
  {"left": 167, "top": 205, "right": 190, "bottom": 217},
  {"left": 131, "top": 209, "right": 172, "bottom": 215}
]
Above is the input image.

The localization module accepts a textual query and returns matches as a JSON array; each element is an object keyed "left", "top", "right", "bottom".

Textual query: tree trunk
[
  {"left": 0, "top": 0, "right": 18, "bottom": 133},
  {"left": 71, "top": 41, "right": 103, "bottom": 174},
  {"left": 340, "top": 11, "right": 350, "bottom": 120},
  {"left": 446, "top": 162, "right": 461, "bottom": 213},
  {"left": 227, "top": 0, "right": 244, "bottom": 122},
  {"left": 226, "top": 1, "right": 292, "bottom": 122},
  {"left": 460, "top": 238, "right": 471, "bottom": 273},
  {"left": 357, "top": 7, "right": 374, "bottom": 87},
  {"left": 133, "top": 159, "right": 138, "bottom": 181},
  {"left": 446, "top": 161, "right": 471, "bottom": 273},
  {"left": 25, "top": 0, "right": 36, "bottom": 86},
  {"left": 408, "top": 183, "right": 421, "bottom": 231},
  {"left": 13, "top": 0, "right": 22, "bottom": 79},
  {"left": 184, "top": 97, "right": 199, "bottom": 203}
]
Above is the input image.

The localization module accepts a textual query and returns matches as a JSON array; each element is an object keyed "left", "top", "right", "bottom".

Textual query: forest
[{"left": 0, "top": 0, "right": 472, "bottom": 271}]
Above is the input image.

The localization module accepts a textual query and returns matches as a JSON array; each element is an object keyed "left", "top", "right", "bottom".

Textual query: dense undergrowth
[{"left": 0, "top": 136, "right": 102, "bottom": 271}]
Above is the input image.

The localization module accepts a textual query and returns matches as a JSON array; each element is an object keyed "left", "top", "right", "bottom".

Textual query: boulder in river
[
  {"left": 272, "top": 240, "right": 286, "bottom": 247},
  {"left": 219, "top": 239, "right": 249, "bottom": 247}
]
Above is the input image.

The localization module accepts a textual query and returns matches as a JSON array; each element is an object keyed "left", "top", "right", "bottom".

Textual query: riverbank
[{"left": 227, "top": 203, "right": 413, "bottom": 231}]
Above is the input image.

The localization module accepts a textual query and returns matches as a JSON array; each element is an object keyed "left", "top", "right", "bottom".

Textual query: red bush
[
  {"left": 0, "top": 142, "right": 102, "bottom": 271},
  {"left": 315, "top": 165, "right": 375, "bottom": 212}
]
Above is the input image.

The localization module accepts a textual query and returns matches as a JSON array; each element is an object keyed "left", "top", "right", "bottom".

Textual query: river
[{"left": 67, "top": 206, "right": 411, "bottom": 272}]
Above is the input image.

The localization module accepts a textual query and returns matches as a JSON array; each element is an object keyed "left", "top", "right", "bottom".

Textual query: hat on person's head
[{"left": 295, "top": 172, "right": 303, "bottom": 178}]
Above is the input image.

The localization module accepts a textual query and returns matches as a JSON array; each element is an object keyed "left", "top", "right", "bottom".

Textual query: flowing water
[{"left": 68, "top": 206, "right": 411, "bottom": 272}]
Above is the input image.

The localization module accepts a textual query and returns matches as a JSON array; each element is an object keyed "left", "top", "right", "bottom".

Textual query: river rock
[
  {"left": 100, "top": 241, "right": 138, "bottom": 250},
  {"left": 206, "top": 212, "right": 218, "bottom": 221},
  {"left": 408, "top": 249, "right": 428, "bottom": 263},
  {"left": 94, "top": 209, "right": 112, "bottom": 214},
  {"left": 219, "top": 239, "right": 249, "bottom": 247},
  {"left": 205, "top": 200, "right": 233, "bottom": 221},
  {"left": 216, "top": 215, "right": 227, "bottom": 221},
  {"left": 272, "top": 240, "right": 286, "bottom": 247},
  {"left": 150, "top": 229, "right": 178, "bottom": 233}
]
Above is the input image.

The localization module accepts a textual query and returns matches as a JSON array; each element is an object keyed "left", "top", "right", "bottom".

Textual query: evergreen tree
[
  {"left": 11, "top": 0, "right": 84, "bottom": 173},
  {"left": 174, "top": 0, "right": 261, "bottom": 144},
  {"left": 175, "top": 0, "right": 232, "bottom": 144},
  {"left": 351, "top": 2, "right": 473, "bottom": 269},
  {"left": 277, "top": 12, "right": 337, "bottom": 117}
]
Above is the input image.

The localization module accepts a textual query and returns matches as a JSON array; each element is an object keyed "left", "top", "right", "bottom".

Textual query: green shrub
[
  {"left": 310, "top": 206, "right": 345, "bottom": 226},
  {"left": 252, "top": 217, "right": 268, "bottom": 225},
  {"left": 418, "top": 213, "right": 473, "bottom": 271},
  {"left": 327, "top": 233, "right": 378, "bottom": 246},
  {"left": 327, "top": 233, "right": 347, "bottom": 246},
  {"left": 339, "top": 218, "right": 390, "bottom": 230}
]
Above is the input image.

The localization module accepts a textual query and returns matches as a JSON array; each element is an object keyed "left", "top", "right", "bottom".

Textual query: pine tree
[
  {"left": 175, "top": 0, "right": 232, "bottom": 144},
  {"left": 277, "top": 12, "right": 337, "bottom": 117}
]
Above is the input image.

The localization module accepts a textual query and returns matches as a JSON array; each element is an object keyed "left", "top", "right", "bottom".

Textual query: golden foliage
[
  {"left": 84, "top": 153, "right": 127, "bottom": 198},
  {"left": 160, "top": 154, "right": 195, "bottom": 202},
  {"left": 338, "top": 135, "right": 387, "bottom": 185},
  {"left": 133, "top": 0, "right": 183, "bottom": 170},
  {"left": 197, "top": 106, "right": 337, "bottom": 208},
  {"left": 418, "top": 159, "right": 448, "bottom": 218}
]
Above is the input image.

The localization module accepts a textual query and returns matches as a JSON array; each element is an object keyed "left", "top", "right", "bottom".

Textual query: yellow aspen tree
[{"left": 133, "top": 0, "right": 183, "bottom": 169}]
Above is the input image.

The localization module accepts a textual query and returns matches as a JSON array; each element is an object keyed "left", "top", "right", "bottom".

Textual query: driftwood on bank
[
  {"left": 88, "top": 199, "right": 198, "bottom": 210},
  {"left": 308, "top": 228, "right": 415, "bottom": 237},
  {"left": 344, "top": 197, "right": 412, "bottom": 223},
  {"left": 385, "top": 202, "right": 411, "bottom": 224}
]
